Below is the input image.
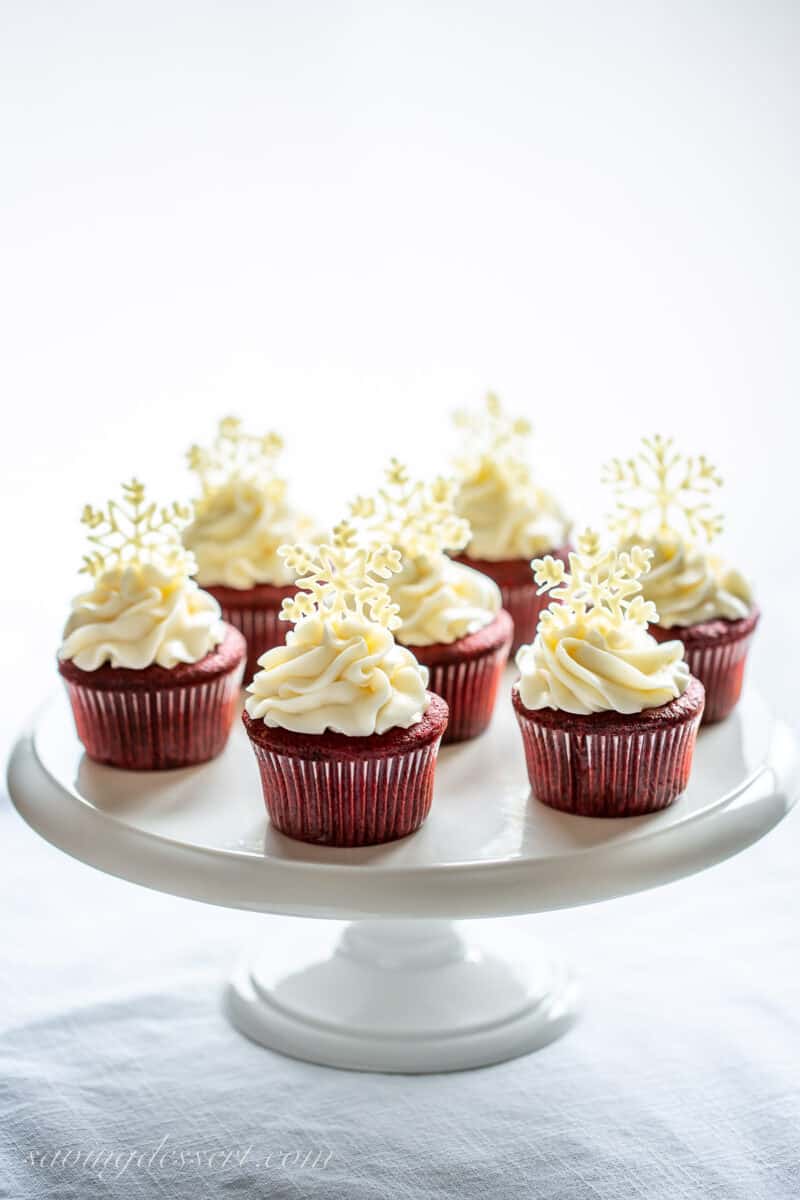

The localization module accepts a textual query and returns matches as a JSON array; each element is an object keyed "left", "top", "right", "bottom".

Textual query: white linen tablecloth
[{"left": 1, "top": 773, "right": 798, "bottom": 1200}]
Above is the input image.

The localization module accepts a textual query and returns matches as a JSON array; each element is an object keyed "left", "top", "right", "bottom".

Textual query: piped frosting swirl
[
  {"left": 60, "top": 563, "right": 225, "bottom": 670},
  {"left": 59, "top": 479, "right": 224, "bottom": 670},
  {"left": 244, "top": 521, "right": 430, "bottom": 735},
  {"left": 390, "top": 556, "right": 500, "bottom": 647},
  {"left": 183, "top": 416, "right": 314, "bottom": 589},
  {"left": 246, "top": 615, "right": 429, "bottom": 735},
  {"left": 633, "top": 536, "right": 752, "bottom": 629},
  {"left": 453, "top": 393, "right": 569, "bottom": 560},
  {"left": 183, "top": 480, "right": 313, "bottom": 588},
  {"left": 348, "top": 460, "right": 500, "bottom": 646},
  {"left": 603, "top": 435, "right": 754, "bottom": 628},
  {"left": 456, "top": 466, "right": 569, "bottom": 560},
  {"left": 516, "top": 531, "right": 690, "bottom": 716}
]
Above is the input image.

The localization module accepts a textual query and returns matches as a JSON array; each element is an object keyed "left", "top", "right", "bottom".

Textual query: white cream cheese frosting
[
  {"left": 456, "top": 464, "right": 569, "bottom": 561},
  {"left": 60, "top": 561, "right": 225, "bottom": 671},
  {"left": 516, "top": 618, "right": 690, "bottom": 716},
  {"left": 183, "top": 480, "right": 313, "bottom": 589},
  {"left": 603, "top": 436, "right": 753, "bottom": 629},
  {"left": 515, "top": 533, "right": 690, "bottom": 716},
  {"left": 634, "top": 536, "right": 753, "bottom": 629},
  {"left": 346, "top": 461, "right": 498, "bottom": 645},
  {"left": 245, "top": 615, "right": 429, "bottom": 735},
  {"left": 390, "top": 557, "right": 501, "bottom": 647}
]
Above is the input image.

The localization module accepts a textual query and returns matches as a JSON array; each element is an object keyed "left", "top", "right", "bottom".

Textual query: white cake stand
[{"left": 7, "top": 681, "right": 798, "bottom": 1073}]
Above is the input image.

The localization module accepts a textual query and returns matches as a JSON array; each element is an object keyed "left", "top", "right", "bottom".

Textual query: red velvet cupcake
[
  {"left": 603, "top": 436, "right": 758, "bottom": 725},
  {"left": 58, "top": 479, "right": 246, "bottom": 770},
  {"left": 513, "top": 532, "right": 703, "bottom": 818},
  {"left": 244, "top": 693, "right": 448, "bottom": 846},
  {"left": 183, "top": 417, "right": 314, "bottom": 682},
  {"left": 513, "top": 677, "right": 705, "bottom": 817},
  {"left": 348, "top": 460, "right": 513, "bottom": 743},
  {"left": 650, "top": 609, "right": 760, "bottom": 725},
  {"left": 244, "top": 524, "right": 448, "bottom": 846},
  {"left": 60, "top": 625, "right": 245, "bottom": 769}
]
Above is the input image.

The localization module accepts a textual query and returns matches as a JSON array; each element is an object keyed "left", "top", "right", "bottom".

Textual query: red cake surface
[
  {"left": 512, "top": 674, "right": 705, "bottom": 735},
  {"left": 650, "top": 607, "right": 760, "bottom": 649},
  {"left": 57, "top": 624, "right": 246, "bottom": 689},
  {"left": 453, "top": 552, "right": 538, "bottom": 589},
  {"left": 454, "top": 545, "right": 572, "bottom": 587},
  {"left": 410, "top": 610, "right": 513, "bottom": 743},
  {"left": 512, "top": 676, "right": 705, "bottom": 817},
  {"left": 243, "top": 691, "right": 448, "bottom": 759},
  {"left": 409, "top": 608, "right": 513, "bottom": 667}
]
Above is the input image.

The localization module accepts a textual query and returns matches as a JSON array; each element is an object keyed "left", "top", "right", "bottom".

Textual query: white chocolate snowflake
[
  {"left": 533, "top": 529, "right": 658, "bottom": 635},
  {"left": 349, "top": 459, "right": 470, "bottom": 561},
  {"left": 278, "top": 520, "right": 403, "bottom": 629},
  {"left": 187, "top": 416, "right": 286, "bottom": 499},
  {"left": 452, "top": 391, "right": 538, "bottom": 499},
  {"left": 603, "top": 434, "right": 724, "bottom": 543},
  {"left": 453, "top": 391, "right": 532, "bottom": 456},
  {"left": 80, "top": 479, "right": 193, "bottom": 578}
]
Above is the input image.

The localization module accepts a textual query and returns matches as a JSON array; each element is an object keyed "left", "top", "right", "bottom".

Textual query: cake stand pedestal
[
  {"left": 227, "top": 919, "right": 576, "bottom": 1072},
  {"left": 7, "top": 682, "right": 797, "bottom": 1073}
]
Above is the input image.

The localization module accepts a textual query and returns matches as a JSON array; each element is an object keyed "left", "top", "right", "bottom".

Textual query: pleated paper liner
[
  {"left": 512, "top": 676, "right": 705, "bottom": 817},
  {"left": 243, "top": 692, "right": 449, "bottom": 846},
  {"left": 58, "top": 625, "right": 246, "bottom": 770}
]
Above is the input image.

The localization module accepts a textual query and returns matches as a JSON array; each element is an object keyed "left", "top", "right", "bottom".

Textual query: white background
[{"left": 1, "top": 0, "right": 797, "bottom": 750}]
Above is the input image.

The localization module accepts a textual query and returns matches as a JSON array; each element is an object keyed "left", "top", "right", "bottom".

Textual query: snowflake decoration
[
  {"left": 349, "top": 459, "right": 470, "bottom": 561},
  {"left": 533, "top": 529, "right": 658, "bottom": 634},
  {"left": 452, "top": 391, "right": 535, "bottom": 495},
  {"left": 187, "top": 416, "right": 286, "bottom": 499},
  {"left": 278, "top": 519, "right": 403, "bottom": 629},
  {"left": 602, "top": 434, "right": 724, "bottom": 544},
  {"left": 80, "top": 479, "right": 193, "bottom": 578},
  {"left": 453, "top": 391, "right": 532, "bottom": 454}
]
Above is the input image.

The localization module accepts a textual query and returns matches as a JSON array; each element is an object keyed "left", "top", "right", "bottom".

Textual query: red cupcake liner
[
  {"left": 243, "top": 693, "right": 449, "bottom": 846},
  {"left": 410, "top": 610, "right": 513, "bottom": 743},
  {"left": 512, "top": 676, "right": 705, "bottom": 817},
  {"left": 454, "top": 546, "right": 571, "bottom": 655},
  {"left": 58, "top": 625, "right": 246, "bottom": 770},
  {"left": 650, "top": 609, "right": 759, "bottom": 725},
  {"left": 205, "top": 582, "right": 297, "bottom": 683}
]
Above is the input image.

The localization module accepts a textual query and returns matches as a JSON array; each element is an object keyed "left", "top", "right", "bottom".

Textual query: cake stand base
[{"left": 225, "top": 918, "right": 578, "bottom": 1073}]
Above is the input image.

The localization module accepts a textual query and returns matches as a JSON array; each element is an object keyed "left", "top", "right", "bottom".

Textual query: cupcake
[
  {"left": 512, "top": 530, "right": 704, "bottom": 817},
  {"left": 182, "top": 416, "right": 315, "bottom": 681},
  {"left": 349, "top": 460, "right": 512, "bottom": 743},
  {"left": 58, "top": 479, "right": 245, "bottom": 769},
  {"left": 243, "top": 520, "right": 448, "bottom": 846},
  {"left": 451, "top": 392, "right": 571, "bottom": 654},
  {"left": 603, "top": 435, "right": 758, "bottom": 723}
]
